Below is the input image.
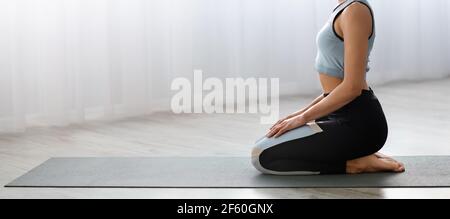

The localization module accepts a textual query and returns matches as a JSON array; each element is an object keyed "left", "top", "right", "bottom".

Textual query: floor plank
[{"left": 1, "top": 78, "right": 450, "bottom": 199}]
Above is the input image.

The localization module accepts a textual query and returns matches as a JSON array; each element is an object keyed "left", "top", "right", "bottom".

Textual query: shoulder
[
  {"left": 341, "top": 2, "right": 372, "bottom": 24},
  {"left": 339, "top": 1, "right": 373, "bottom": 35}
]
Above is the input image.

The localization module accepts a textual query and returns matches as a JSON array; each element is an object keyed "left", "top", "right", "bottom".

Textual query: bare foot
[
  {"left": 374, "top": 152, "right": 390, "bottom": 159},
  {"left": 374, "top": 152, "right": 405, "bottom": 168},
  {"left": 375, "top": 152, "right": 397, "bottom": 161},
  {"left": 346, "top": 154, "right": 405, "bottom": 174}
]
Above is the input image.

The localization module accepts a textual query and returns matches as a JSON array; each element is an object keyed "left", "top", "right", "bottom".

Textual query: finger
[
  {"left": 268, "top": 126, "right": 281, "bottom": 137},
  {"left": 269, "top": 123, "right": 278, "bottom": 131},
  {"left": 267, "top": 131, "right": 276, "bottom": 138},
  {"left": 267, "top": 125, "right": 282, "bottom": 137},
  {"left": 270, "top": 120, "right": 289, "bottom": 135},
  {"left": 269, "top": 120, "right": 283, "bottom": 130},
  {"left": 274, "top": 127, "right": 289, "bottom": 138},
  {"left": 266, "top": 129, "right": 276, "bottom": 137},
  {"left": 273, "top": 118, "right": 288, "bottom": 128},
  {"left": 274, "top": 124, "right": 292, "bottom": 137}
]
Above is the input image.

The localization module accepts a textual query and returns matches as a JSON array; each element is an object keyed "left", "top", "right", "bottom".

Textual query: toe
[
  {"left": 394, "top": 161, "right": 405, "bottom": 172},
  {"left": 398, "top": 163, "right": 406, "bottom": 172},
  {"left": 376, "top": 158, "right": 402, "bottom": 173},
  {"left": 390, "top": 161, "right": 406, "bottom": 173}
]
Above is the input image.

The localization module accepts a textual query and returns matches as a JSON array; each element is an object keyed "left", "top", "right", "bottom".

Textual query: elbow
[
  {"left": 344, "top": 84, "right": 364, "bottom": 99},
  {"left": 349, "top": 87, "right": 363, "bottom": 97}
]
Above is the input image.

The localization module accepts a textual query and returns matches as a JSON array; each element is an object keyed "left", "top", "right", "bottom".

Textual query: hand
[
  {"left": 266, "top": 115, "right": 308, "bottom": 138},
  {"left": 269, "top": 110, "right": 306, "bottom": 131},
  {"left": 269, "top": 117, "right": 289, "bottom": 131}
]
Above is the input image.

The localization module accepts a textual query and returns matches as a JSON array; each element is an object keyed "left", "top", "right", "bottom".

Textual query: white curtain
[{"left": 0, "top": 0, "right": 449, "bottom": 133}]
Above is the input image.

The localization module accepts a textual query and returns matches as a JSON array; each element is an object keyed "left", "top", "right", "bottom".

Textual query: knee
[{"left": 251, "top": 142, "right": 271, "bottom": 174}]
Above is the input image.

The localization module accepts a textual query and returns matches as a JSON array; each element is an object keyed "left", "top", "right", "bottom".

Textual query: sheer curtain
[{"left": 0, "top": 0, "right": 449, "bottom": 133}]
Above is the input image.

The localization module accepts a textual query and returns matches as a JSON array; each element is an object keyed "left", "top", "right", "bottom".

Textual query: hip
[{"left": 320, "top": 88, "right": 388, "bottom": 137}]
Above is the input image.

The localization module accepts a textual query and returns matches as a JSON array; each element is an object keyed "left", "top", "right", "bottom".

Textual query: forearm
[
  {"left": 285, "top": 94, "right": 325, "bottom": 119},
  {"left": 302, "top": 84, "right": 361, "bottom": 122}
]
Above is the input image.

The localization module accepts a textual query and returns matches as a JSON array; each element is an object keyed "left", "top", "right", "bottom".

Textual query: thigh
[{"left": 259, "top": 119, "right": 378, "bottom": 164}]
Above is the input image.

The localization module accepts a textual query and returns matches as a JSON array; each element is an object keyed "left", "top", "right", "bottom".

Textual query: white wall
[{"left": 0, "top": 0, "right": 449, "bottom": 132}]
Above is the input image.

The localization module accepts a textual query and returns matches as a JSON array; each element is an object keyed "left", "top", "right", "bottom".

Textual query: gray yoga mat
[{"left": 6, "top": 156, "right": 450, "bottom": 188}]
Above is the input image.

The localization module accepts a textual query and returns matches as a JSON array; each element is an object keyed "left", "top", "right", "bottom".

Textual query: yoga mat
[{"left": 5, "top": 156, "right": 450, "bottom": 188}]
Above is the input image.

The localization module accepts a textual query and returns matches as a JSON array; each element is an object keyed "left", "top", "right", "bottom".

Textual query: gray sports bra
[{"left": 315, "top": 0, "right": 375, "bottom": 79}]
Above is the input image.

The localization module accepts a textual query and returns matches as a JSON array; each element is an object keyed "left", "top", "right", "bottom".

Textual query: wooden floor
[{"left": 1, "top": 78, "right": 450, "bottom": 199}]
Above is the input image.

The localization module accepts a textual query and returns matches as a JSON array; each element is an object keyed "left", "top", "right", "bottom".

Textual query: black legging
[{"left": 251, "top": 88, "right": 388, "bottom": 175}]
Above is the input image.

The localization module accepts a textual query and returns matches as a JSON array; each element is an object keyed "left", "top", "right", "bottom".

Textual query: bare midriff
[{"left": 319, "top": 73, "right": 369, "bottom": 94}]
